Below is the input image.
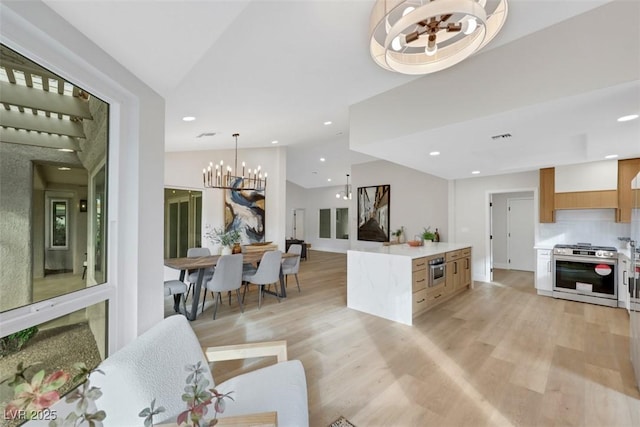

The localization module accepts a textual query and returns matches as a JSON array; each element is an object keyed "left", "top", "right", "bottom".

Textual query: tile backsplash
[{"left": 538, "top": 209, "right": 631, "bottom": 249}]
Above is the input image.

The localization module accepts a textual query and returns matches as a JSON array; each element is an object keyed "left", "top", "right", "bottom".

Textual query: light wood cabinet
[
  {"left": 617, "top": 158, "right": 640, "bottom": 223},
  {"left": 444, "top": 247, "right": 472, "bottom": 299},
  {"left": 539, "top": 168, "right": 555, "bottom": 223},
  {"left": 539, "top": 158, "right": 640, "bottom": 223},
  {"left": 412, "top": 257, "right": 428, "bottom": 316}
]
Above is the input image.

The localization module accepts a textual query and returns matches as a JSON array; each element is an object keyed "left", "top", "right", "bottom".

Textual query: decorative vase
[
  {"left": 232, "top": 243, "right": 242, "bottom": 254},
  {"left": 221, "top": 246, "right": 232, "bottom": 255}
]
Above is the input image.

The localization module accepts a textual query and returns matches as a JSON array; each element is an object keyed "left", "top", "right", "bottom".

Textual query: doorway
[
  {"left": 489, "top": 191, "right": 536, "bottom": 281},
  {"left": 164, "top": 188, "right": 202, "bottom": 258}
]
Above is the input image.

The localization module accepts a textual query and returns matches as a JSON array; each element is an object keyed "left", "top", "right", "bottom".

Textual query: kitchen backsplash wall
[{"left": 538, "top": 209, "right": 631, "bottom": 249}]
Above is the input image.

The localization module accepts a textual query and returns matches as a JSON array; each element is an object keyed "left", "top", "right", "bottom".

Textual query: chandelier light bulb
[
  {"left": 391, "top": 36, "right": 402, "bottom": 51},
  {"left": 462, "top": 17, "right": 478, "bottom": 35},
  {"left": 402, "top": 6, "right": 415, "bottom": 16},
  {"left": 425, "top": 43, "right": 438, "bottom": 56},
  {"left": 336, "top": 193, "right": 341, "bottom": 199}
]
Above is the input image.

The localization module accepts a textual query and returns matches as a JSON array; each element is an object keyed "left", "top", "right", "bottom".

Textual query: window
[
  {"left": 319, "top": 209, "right": 331, "bottom": 238},
  {"left": 50, "top": 199, "right": 68, "bottom": 249},
  {"left": 336, "top": 207, "right": 349, "bottom": 239}
]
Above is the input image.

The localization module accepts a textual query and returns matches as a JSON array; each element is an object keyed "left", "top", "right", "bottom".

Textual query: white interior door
[
  {"left": 293, "top": 209, "right": 305, "bottom": 240},
  {"left": 508, "top": 197, "right": 535, "bottom": 271}
]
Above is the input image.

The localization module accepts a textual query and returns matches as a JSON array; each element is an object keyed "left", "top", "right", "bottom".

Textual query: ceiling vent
[
  {"left": 196, "top": 132, "right": 216, "bottom": 138},
  {"left": 491, "top": 133, "right": 512, "bottom": 140}
]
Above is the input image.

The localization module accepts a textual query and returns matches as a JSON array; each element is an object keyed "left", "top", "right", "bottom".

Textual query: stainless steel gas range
[{"left": 552, "top": 243, "right": 618, "bottom": 307}]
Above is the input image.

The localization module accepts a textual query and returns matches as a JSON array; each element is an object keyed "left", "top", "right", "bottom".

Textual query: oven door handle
[{"left": 553, "top": 255, "right": 617, "bottom": 265}]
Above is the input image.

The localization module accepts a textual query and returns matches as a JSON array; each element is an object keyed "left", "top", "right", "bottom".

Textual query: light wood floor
[{"left": 169, "top": 251, "right": 640, "bottom": 427}]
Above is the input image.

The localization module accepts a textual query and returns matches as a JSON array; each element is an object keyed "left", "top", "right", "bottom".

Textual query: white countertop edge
[{"left": 348, "top": 242, "right": 472, "bottom": 259}]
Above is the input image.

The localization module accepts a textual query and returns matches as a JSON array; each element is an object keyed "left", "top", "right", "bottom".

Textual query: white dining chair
[
  {"left": 202, "top": 254, "right": 244, "bottom": 319},
  {"left": 242, "top": 251, "right": 282, "bottom": 309},
  {"left": 282, "top": 244, "right": 302, "bottom": 292}
]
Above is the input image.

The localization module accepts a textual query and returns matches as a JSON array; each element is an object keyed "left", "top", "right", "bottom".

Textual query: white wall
[
  {"left": 2, "top": 0, "right": 165, "bottom": 352},
  {"left": 298, "top": 185, "right": 352, "bottom": 253},
  {"left": 164, "top": 146, "right": 286, "bottom": 276},
  {"left": 285, "top": 180, "right": 307, "bottom": 240},
  {"left": 451, "top": 171, "right": 539, "bottom": 282},
  {"left": 351, "top": 160, "right": 448, "bottom": 251}
]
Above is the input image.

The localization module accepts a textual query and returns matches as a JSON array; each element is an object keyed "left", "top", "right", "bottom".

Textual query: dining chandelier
[
  {"left": 369, "top": 0, "right": 508, "bottom": 75},
  {"left": 202, "top": 133, "right": 267, "bottom": 191},
  {"left": 336, "top": 174, "right": 352, "bottom": 200}
]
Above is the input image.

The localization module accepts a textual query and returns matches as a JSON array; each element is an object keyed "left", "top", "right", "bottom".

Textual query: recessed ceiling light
[
  {"left": 320, "top": 157, "right": 326, "bottom": 162},
  {"left": 471, "top": 170, "right": 480, "bottom": 175},
  {"left": 605, "top": 154, "right": 619, "bottom": 159},
  {"left": 58, "top": 167, "right": 71, "bottom": 171},
  {"left": 617, "top": 114, "right": 639, "bottom": 122},
  {"left": 58, "top": 148, "right": 75, "bottom": 152},
  {"left": 324, "top": 121, "right": 332, "bottom": 125},
  {"left": 327, "top": 178, "right": 332, "bottom": 182},
  {"left": 429, "top": 151, "right": 440, "bottom": 156},
  {"left": 182, "top": 116, "right": 196, "bottom": 122},
  {"left": 271, "top": 140, "right": 279, "bottom": 144}
]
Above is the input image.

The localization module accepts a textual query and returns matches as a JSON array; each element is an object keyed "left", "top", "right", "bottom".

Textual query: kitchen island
[{"left": 347, "top": 243, "right": 472, "bottom": 325}]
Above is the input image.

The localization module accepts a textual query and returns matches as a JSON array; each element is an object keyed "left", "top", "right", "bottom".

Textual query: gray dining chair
[
  {"left": 282, "top": 244, "right": 302, "bottom": 292},
  {"left": 242, "top": 250, "right": 282, "bottom": 309},
  {"left": 202, "top": 254, "right": 244, "bottom": 319},
  {"left": 186, "top": 247, "right": 214, "bottom": 300},
  {"left": 164, "top": 280, "right": 187, "bottom": 313}
]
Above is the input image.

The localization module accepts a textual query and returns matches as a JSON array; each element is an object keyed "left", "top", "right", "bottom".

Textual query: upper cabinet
[
  {"left": 539, "top": 158, "right": 640, "bottom": 223},
  {"left": 618, "top": 158, "right": 640, "bottom": 222}
]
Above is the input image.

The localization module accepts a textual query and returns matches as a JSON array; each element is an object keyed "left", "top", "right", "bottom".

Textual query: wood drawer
[
  {"left": 446, "top": 248, "right": 471, "bottom": 261},
  {"left": 412, "top": 269, "right": 427, "bottom": 292},
  {"left": 446, "top": 250, "right": 461, "bottom": 262},
  {"left": 412, "top": 257, "right": 428, "bottom": 272},
  {"left": 412, "top": 289, "right": 428, "bottom": 315},
  {"left": 426, "top": 288, "right": 446, "bottom": 305}
]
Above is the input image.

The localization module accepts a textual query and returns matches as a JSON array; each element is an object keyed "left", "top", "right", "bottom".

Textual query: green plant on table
[
  {"left": 422, "top": 227, "right": 435, "bottom": 242},
  {"left": 204, "top": 226, "right": 241, "bottom": 248}
]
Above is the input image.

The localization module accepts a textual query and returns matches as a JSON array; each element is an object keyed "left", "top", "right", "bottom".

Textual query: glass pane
[
  {"left": 168, "top": 203, "right": 178, "bottom": 259},
  {"left": 194, "top": 195, "right": 202, "bottom": 248},
  {"left": 51, "top": 200, "right": 67, "bottom": 247},
  {"left": 164, "top": 188, "right": 203, "bottom": 259},
  {"left": 336, "top": 207, "right": 349, "bottom": 239},
  {"left": 179, "top": 201, "right": 189, "bottom": 258},
  {"left": 0, "top": 44, "right": 109, "bottom": 312},
  {"left": 92, "top": 165, "right": 107, "bottom": 285},
  {"left": 319, "top": 209, "right": 331, "bottom": 238},
  {"left": 0, "top": 301, "right": 107, "bottom": 426}
]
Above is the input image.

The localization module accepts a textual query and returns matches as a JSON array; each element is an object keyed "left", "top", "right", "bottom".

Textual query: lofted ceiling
[{"left": 39, "top": 0, "right": 639, "bottom": 187}]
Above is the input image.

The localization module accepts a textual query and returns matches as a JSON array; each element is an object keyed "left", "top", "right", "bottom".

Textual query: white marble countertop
[{"left": 348, "top": 242, "right": 471, "bottom": 259}]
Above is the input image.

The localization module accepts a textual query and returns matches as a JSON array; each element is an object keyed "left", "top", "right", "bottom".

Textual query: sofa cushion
[
  {"left": 215, "top": 360, "right": 308, "bottom": 427},
  {"left": 88, "top": 315, "right": 214, "bottom": 426}
]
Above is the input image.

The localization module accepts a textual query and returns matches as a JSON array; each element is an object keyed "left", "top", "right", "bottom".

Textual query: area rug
[{"left": 329, "top": 416, "right": 356, "bottom": 427}]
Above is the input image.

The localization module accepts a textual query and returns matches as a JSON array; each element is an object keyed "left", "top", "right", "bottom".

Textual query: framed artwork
[
  {"left": 225, "top": 177, "right": 265, "bottom": 243},
  {"left": 357, "top": 185, "right": 390, "bottom": 242}
]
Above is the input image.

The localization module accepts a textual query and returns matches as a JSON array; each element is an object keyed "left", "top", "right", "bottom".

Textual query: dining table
[{"left": 164, "top": 250, "right": 297, "bottom": 321}]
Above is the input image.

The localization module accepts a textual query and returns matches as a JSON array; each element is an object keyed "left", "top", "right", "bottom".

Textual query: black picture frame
[{"left": 357, "top": 185, "right": 390, "bottom": 242}]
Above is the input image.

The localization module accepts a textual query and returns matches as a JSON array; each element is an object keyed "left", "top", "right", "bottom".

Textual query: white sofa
[{"left": 31, "top": 315, "right": 308, "bottom": 426}]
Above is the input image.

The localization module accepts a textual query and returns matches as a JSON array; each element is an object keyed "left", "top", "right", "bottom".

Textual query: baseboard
[
  {"left": 493, "top": 262, "right": 509, "bottom": 269},
  {"left": 537, "top": 290, "right": 553, "bottom": 297}
]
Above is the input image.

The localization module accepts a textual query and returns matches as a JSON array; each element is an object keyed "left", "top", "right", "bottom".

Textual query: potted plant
[
  {"left": 391, "top": 226, "right": 404, "bottom": 243},
  {"left": 422, "top": 227, "right": 436, "bottom": 243},
  {"left": 205, "top": 227, "right": 241, "bottom": 255}
]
